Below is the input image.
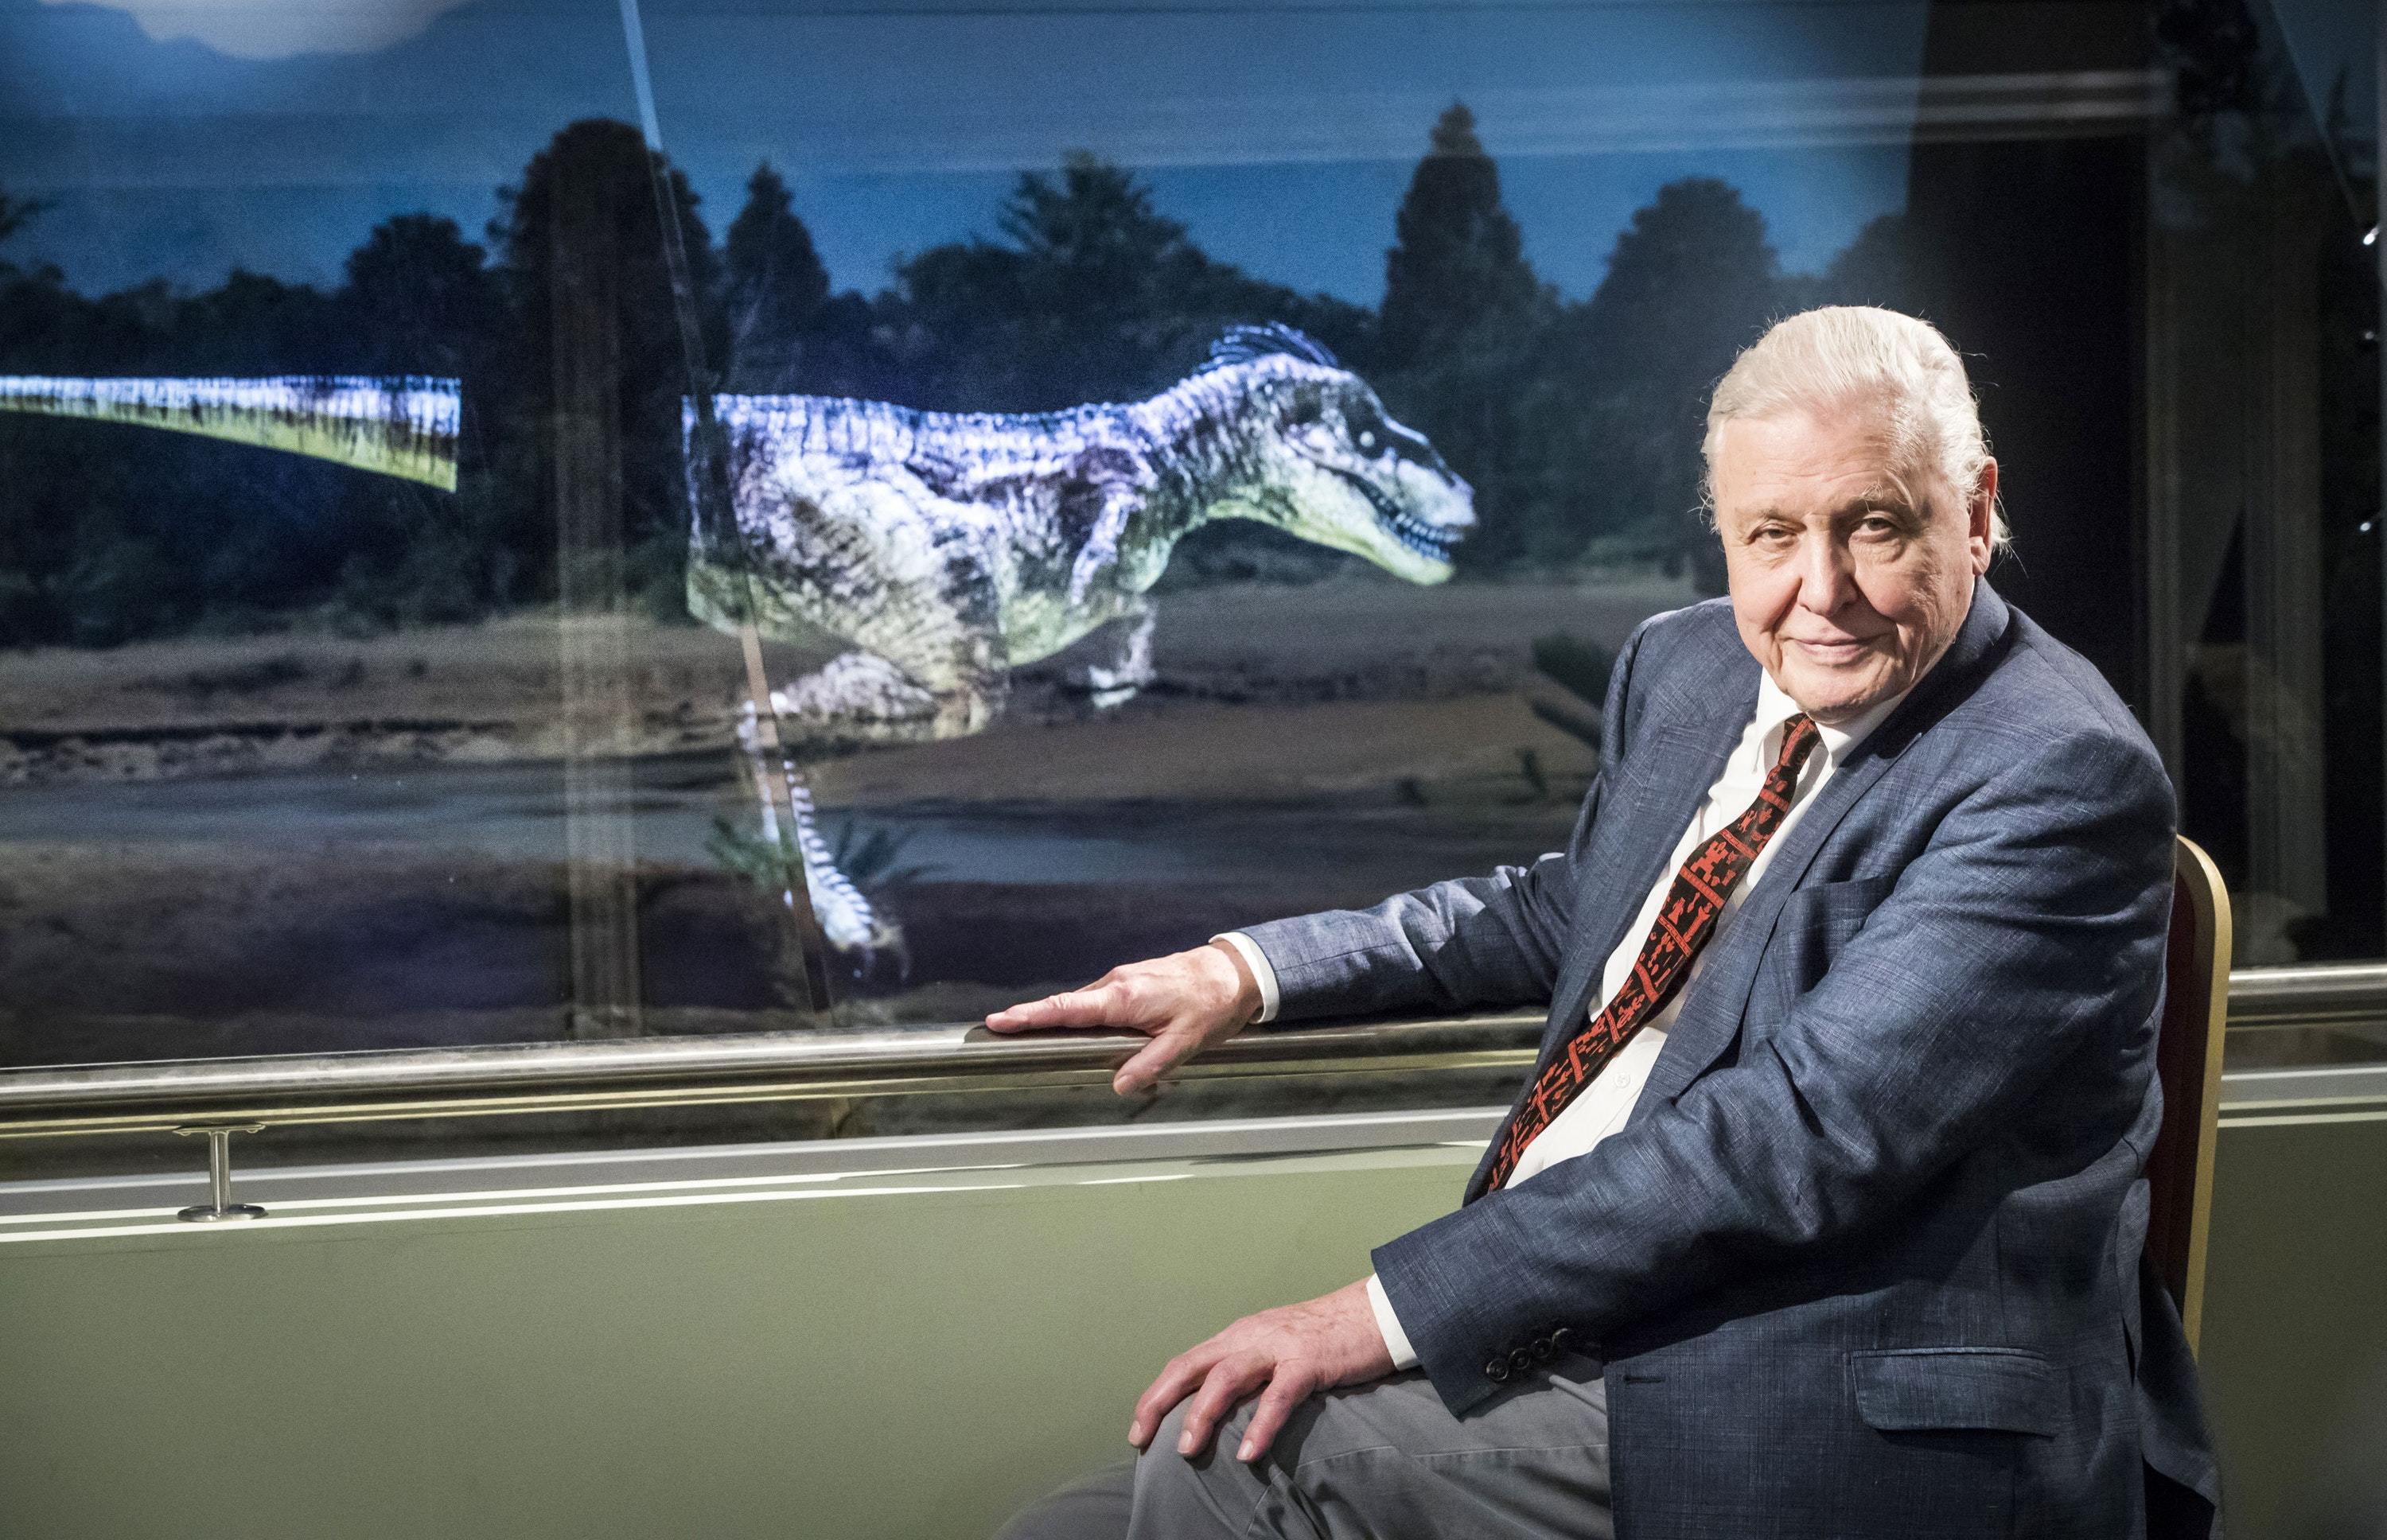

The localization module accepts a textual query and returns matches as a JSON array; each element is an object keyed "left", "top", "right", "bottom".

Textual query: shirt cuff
[
  {"left": 1209, "top": 931, "right": 1280, "bottom": 1025},
  {"left": 1365, "top": 1273, "right": 1422, "bottom": 1371}
]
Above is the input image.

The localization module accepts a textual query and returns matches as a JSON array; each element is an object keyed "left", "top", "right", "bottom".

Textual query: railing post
[{"left": 174, "top": 1123, "right": 267, "bottom": 1222}]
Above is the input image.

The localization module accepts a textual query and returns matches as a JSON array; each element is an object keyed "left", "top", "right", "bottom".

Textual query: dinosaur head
[{"left": 1201, "top": 325, "right": 1474, "bottom": 583}]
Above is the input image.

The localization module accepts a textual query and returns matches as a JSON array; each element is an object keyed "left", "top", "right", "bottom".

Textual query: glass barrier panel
[
  {"left": 2152, "top": 0, "right": 2382, "bottom": 973},
  {"left": 2, "top": 0, "right": 2384, "bottom": 1108}
]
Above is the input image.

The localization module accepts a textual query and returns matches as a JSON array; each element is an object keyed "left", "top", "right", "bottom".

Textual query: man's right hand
[{"left": 983, "top": 940, "right": 1264, "bottom": 1095}]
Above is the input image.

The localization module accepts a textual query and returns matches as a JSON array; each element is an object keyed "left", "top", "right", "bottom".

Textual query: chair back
[{"left": 2144, "top": 836, "right": 2230, "bottom": 1355}]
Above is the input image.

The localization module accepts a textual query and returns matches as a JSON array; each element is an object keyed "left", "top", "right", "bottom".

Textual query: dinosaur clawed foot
[
  {"left": 742, "top": 651, "right": 997, "bottom": 749},
  {"left": 766, "top": 651, "right": 936, "bottom": 738},
  {"left": 1063, "top": 607, "right": 1156, "bottom": 712}
]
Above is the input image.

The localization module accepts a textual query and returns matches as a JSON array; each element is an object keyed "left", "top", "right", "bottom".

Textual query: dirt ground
[
  {"left": 0, "top": 572, "right": 1692, "bottom": 1064},
  {"left": 0, "top": 572, "right": 1690, "bottom": 795}
]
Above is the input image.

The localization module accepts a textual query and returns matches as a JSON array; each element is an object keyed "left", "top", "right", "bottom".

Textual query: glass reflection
[{"left": 0, "top": 0, "right": 2377, "bottom": 1075}]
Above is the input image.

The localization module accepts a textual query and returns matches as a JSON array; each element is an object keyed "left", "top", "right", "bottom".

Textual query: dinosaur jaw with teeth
[{"left": 1330, "top": 465, "right": 1462, "bottom": 563}]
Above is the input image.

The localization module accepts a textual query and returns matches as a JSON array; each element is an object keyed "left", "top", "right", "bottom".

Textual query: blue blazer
[{"left": 1244, "top": 579, "right": 2222, "bottom": 1538}]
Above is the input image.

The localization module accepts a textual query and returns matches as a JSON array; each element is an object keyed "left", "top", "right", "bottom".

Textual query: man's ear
[{"left": 1969, "top": 458, "right": 2000, "bottom": 572}]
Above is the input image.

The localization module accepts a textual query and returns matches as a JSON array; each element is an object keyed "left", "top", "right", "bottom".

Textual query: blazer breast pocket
[{"left": 1749, "top": 873, "right": 1901, "bottom": 1019}]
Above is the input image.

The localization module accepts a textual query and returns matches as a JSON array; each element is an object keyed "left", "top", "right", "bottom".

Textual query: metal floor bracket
[{"left": 174, "top": 1123, "right": 267, "bottom": 1222}]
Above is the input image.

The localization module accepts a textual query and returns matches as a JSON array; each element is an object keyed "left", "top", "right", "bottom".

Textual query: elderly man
[{"left": 988, "top": 307, "right": 2219, "bottom": 1539}]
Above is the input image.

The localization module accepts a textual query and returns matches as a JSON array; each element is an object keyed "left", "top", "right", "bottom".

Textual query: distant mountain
[
  {"left": 0, "top": 0, "right": 276, "bottom": 115},
  {"left": 0, "top": 0, "right": 623, "bottom": 116},
  {"left": 0, "top": 0, "right": 635, "bottom": 292}
]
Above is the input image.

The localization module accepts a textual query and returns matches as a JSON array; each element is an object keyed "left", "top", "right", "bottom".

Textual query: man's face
[{"left": 1709, "top": 403, "right": 1995, "bottom": 725}]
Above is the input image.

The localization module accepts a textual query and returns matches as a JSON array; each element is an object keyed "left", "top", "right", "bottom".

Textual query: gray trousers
[{"left": 995, "top": 1354, "right": 1613, "bottom": 1540}]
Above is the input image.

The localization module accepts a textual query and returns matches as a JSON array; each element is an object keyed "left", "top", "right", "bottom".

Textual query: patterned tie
[{"left": 1477, "top": 714, "right": 1823, "bottom": 1195}]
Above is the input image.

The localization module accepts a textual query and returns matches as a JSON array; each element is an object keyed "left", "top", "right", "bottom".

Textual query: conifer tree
[
  {"left": 1817, "top": 212, "right": 1921, "bottom": 313},
  {"left": 1380, "top": 103, "right": 1537, "bottom": 365},
  {"left": 997, "top": 152, "right": 1194, "bottom": 311},
  {"left": 341, "top": 213, "right": 501, "bottom": 378},
  {"left": 724, "top": 163, "right": 831, "bottom": 388},
  {"left": 1567, "top": 177, "right": 1781, "bottom": 589},
  {"left": 892, "top": 151, "right": 1352, "bottom": 413},
  {"left": 495, "top": 119, "right": 722, "bottom": 609}
]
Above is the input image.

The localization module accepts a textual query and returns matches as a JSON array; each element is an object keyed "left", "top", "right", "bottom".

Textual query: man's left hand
[{"left": 1129, "top": 1278, "right": 1395, "bottom": 1464}]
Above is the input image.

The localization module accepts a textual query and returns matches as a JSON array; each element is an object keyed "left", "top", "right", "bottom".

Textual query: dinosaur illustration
[
  {"left": 0, "top": 371, "right": 865, "bottom": 988},
  {"left": 0, "top": 375, "right": 461, "bottom": 489},
  {"left": 0, "top": 336, "right": 1480, "bottom": 980},
  {"left": 0, "top": 371, "right": 872, "bottom": 974},
  {"left": 687, "top": 324, "right": 1476, "bottom": 965}
]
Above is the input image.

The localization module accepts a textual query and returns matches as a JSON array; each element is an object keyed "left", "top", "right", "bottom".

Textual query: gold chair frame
[{"left": 2148, "top": 835, "right": 2231, "bottom": 1355}]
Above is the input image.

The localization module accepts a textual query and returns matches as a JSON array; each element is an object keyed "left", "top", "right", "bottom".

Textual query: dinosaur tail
[
  {"left": 0, "top": 375, "right": 461, "bottom": 491},
  {"left": 752, "top": 749, "right": 903, "bottom": 970}
]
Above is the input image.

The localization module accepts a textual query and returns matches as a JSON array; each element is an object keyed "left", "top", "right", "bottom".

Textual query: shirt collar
[{"left": 1754, "top": 668, "right": 1910, "bottom": 768}]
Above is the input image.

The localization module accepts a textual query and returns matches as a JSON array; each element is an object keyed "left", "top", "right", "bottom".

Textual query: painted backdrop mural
[
  {"left": 697, "top": 324, "right": 1474, "bottom": 964},
  {"left": 0, "top": 0, "right": 1990, "bottom": 1064}
]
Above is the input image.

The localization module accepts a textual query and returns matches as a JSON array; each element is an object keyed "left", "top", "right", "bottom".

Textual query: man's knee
[{"left": 1128, "top": 1399, "right": 1273, "bottom": 1540}]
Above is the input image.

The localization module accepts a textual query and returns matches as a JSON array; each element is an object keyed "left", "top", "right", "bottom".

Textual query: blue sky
[{"left": 2, "top": 0, "right": 1938, "bottom": 303}]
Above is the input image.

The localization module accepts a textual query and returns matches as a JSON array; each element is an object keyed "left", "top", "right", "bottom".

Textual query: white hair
[{"left": 1701, "top": 305, "right": 2009, "bottom": 551}]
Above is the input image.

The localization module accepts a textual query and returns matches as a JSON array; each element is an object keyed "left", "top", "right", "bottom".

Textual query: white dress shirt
[{"left": 1221, "top": 667, "right": 1909, "bottom": 1370}]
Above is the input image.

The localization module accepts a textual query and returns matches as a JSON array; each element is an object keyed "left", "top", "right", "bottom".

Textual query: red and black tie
[{"left": 1478, "top": 714, "right": 1823, "bottom": 1195}]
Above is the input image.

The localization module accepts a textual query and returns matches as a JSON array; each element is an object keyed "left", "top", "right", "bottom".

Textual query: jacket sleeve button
[
  {"left": 1484, "top": 1359, "right": 1511, "bottom": 1383},
  {"left": 1508, "top": 1348, "right": 1534, "bottom": 1373}
]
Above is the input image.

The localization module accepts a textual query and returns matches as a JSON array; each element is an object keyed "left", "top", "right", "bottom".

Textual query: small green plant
[
  {"left": 706, "top": 815, "right": 791, "bottom": 889},
  {"left": 829, "top": 820, "right": 938, "bottom": 891},
  {"left": 705, "top": 814, "right": 939, "bottom": 896}
]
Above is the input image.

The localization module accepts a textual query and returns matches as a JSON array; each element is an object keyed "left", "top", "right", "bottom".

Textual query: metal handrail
[
  {"left": 2218, "top": 962, "right": 2387, "bottom": 1029},
  {"left": 0, "top": 1013, "right": 1548, "bottom": 1139},
  {"left": 0, "top": 962, "right": 2381, "bottom": 1141}
]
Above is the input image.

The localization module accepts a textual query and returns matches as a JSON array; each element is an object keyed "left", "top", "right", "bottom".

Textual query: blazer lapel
[
  {"left": 1635, "top": 578, "right": 2016, "bottom": 1111},
  {"left": 1634, "top": 744, "right": 1899, "bottom": 1108},
  {"left": 1463, "top": 619, "right": 1761, "bottom": 1200},
  {"left": 1541, "top": 635, "right": 1759, "bottom": 1060}
]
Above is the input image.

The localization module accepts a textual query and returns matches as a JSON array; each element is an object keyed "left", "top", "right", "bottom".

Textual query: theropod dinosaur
[
  {"left": 0, "top": 371, "right": 887, "bottom": 974},
  {"left": 0, "top": 371, "right": 882, "bottom": 969},
  {"left": 0, "top": 375, "right": 461, "bottom": 490},
  {"left": 687, "top": 324, "right": 1476, "bottom": 966},
  {"left": 0, "top": 372, "right": 871, "bottom": 990},
  {"left": 0, "top": 336, "right": 1478, "bottom": 975}
]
